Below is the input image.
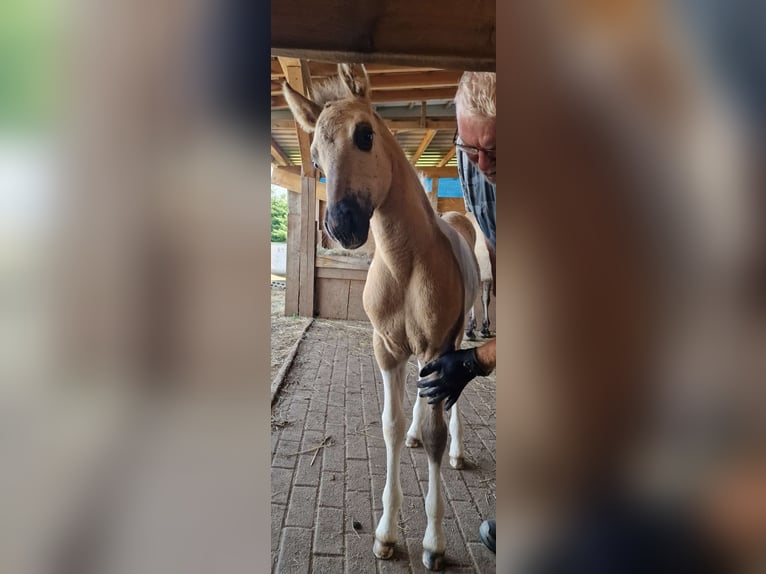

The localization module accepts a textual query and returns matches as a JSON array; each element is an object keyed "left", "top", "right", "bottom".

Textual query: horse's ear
[
  {"left": 283, "top": 81, "right": 322, "bottom": 133},
  {"left": 338, "top": 63, "right": 370, "bottom": 99}
]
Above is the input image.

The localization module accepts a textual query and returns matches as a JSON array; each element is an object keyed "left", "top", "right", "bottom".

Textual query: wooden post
[
  {"left": 285, "top": 190, "right": 302, "bottom": 315},
  {"left": 430, "top": 177, "right": 440, "bottom": 211},
  {"left": 298, "top": 176, "right": 317, "bottom": 316}
]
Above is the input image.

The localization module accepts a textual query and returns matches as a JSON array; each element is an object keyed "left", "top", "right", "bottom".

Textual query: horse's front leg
[
  {"left": 421, "top": 401, "right": 448, "bottom": 570},
  {"left": 373, "top": 351, "right": 408, "bottom": 560},
  {"left": 448, "top": 403, "right": 464, "bottom": 469},
  {"left": 406, "top": 360, "right": 429, "bottom": 448}
]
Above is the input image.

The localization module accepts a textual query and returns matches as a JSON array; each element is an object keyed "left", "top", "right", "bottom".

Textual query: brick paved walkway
[{"left": 272, "top": 319, "right": 496, "bottom": 573}]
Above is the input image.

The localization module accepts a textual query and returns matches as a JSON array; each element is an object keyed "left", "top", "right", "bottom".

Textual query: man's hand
[{"left": 417, "top": 348, "right": 489, "bottom": 411}]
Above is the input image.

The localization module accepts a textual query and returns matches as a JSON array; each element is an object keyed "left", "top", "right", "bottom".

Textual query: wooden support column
[
  {"left": 279, "top": 57, "right": 319, "bottom": 317},
  {"left": 298, "top": 176, "right": 317, "bottom": 316},
  {"left": 284, "top": 190, "right": 301, "bottom": 315},
  {"left": 429, "top": 178, "right": 440, "bottom": 211}
]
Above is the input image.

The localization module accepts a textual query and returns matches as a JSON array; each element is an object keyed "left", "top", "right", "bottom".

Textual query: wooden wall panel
[
  {"left": 315, "top": 278, "right": 351, "bottom": 320},
  {"left": 437, "top": 197, "right": 467, "bottom": 214}
]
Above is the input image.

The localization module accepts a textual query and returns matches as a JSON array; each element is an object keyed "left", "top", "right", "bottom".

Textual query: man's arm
[{"left": 417, "top": 339, "right": 496, "bottom": 410}]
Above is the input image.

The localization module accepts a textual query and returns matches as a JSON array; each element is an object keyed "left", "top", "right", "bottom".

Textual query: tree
[{"left": 271, "top": 186, "right": 288, "bottom": 242}]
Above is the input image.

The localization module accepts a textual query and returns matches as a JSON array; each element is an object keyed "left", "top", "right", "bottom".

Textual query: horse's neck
[{"left": 370, "top": 149, "right": 440, "bottom": 278}]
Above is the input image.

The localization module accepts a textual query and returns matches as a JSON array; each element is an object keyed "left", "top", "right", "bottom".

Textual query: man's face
[{"left": 456, "top": 112, "right": 496, "bottom": 183}]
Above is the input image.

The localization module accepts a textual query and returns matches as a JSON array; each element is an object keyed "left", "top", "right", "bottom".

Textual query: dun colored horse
[{"left": 284, "top": 64, "right": 479, "bottom": 570}]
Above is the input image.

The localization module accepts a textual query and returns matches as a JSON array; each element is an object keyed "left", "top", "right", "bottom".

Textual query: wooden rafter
[
  {"left": 271, "top": 87, "right": 456, "bottom": 109},
  {"left": 271, "top": 60, "right": 443, "bottom": 78},
  {"left": 278, "top": 57, "right": 315, "bottom": 175},
  {"left": 437, "top": 146, "right": 456, "bottom": 167},
  {"left": 270, "top": 137, "right": 291, "bottom": 166},
  {"left": 272, "top": 166, "right": 327, "bottom": 202},
  {"left": 410, "top": 130, "right": 437, "bottom": 165},
  {"left": 416, "top": 166, "right": 458, "bottom": 179},
  {"left": 270, "top": 70, "right": 460, "bottom": 94},
  {"left": 271, "top": 118, "right": 457, "bottom": 131}
]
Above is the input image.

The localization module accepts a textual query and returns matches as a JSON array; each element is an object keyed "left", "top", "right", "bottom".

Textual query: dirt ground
[{"left": 270, "top": 287, "right": 313, "bottom": 383}]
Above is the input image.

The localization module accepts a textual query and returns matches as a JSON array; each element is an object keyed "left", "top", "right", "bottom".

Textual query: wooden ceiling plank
[{"left": 272, "top": 0, "right": 495, "bottom": 73}]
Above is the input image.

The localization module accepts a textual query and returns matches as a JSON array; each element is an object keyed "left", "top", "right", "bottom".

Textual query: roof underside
[{"left": 271, "top": 57, "right": 460, "bottom": 169}]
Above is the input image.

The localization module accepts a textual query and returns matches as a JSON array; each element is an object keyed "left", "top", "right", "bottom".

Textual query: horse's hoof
[
  {"left": 422, "top": 550, "right": 445, "bottom": 571},
  {"left": 406, "top": 435, "right": 421, "bottom": 448},
  {"left": 449, "top": 456, "right": 464, "bottom": 469},
  {"left": 465, "top": 331, "right": 476, "bottom": 341},
  {"left": 480, "top": 329, "right": 493, "bottom": 339},
  {"left": 373, "top": 538, "right": 395, "bottom": 560}
]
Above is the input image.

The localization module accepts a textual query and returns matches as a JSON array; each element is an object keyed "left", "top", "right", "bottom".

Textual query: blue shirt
[{"left": 457, "top": 149, "right": 496, "bottom": 251}]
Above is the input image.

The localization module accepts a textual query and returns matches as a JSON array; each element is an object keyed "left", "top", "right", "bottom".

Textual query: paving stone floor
[{"left": 272, "top": 319, "right": 496, "bottom": 573}]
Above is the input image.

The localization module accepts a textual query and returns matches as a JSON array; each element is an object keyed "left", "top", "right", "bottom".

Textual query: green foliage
[
  {"left": 0, "top": 0, "right": 58, "bottom": 130},
  {"left": 271, "top": 186, "right": 288, "bottom": 243}
]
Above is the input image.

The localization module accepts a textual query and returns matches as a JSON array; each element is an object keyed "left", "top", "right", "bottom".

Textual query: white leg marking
[
  {"left": 374, "top": 361, "right": 407, "bottom": 556},
  {"left": 448, "top": 403, "right": 464, "bottom": 469}
]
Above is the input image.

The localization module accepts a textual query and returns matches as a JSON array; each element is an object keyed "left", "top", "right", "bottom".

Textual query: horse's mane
[{"left": 310, "top": 76, "right": 350, "bottom": 106}]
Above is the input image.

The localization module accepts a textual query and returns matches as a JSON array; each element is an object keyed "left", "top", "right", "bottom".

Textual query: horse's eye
[
  {"left": 353, "top": 123, "right": 374, "bottom": 152},
  {"left": 312, "top": 160, "right": 320, "bottom": 170}
]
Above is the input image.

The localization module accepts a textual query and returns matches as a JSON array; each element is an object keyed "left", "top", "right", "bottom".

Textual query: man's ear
[
  {"left": 283, "top": 81, "right": 322, "bottom": 132},
  {"left": 338, "top": 63, "right": 371, "bottom": 99}
]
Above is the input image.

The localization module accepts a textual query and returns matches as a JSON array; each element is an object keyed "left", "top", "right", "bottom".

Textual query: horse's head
[{"left": 283, "top": 64, "right": 392, "bottom": 250}]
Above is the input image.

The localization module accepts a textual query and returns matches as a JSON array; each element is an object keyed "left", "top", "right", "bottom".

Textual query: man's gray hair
[{"left": 454, "top": 72, "right": 496, "bottom": 119}]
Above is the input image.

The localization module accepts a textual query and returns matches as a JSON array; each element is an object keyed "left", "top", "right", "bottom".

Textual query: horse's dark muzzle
[{"left": 325, "top": 197, "right": 372, "bottom": 250}]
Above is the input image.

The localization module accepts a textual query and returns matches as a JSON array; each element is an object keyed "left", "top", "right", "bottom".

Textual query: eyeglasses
[{"left": 453, "top": 130, "right": 496, "bottom": 161}]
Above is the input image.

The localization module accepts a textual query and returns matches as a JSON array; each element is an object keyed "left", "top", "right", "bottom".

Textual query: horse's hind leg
[
  {"left": 373, "top": 348, "right": 408, "bottom": 560},
  {"left": 480, "top": 280, "right": 492, "bottom": 338},
  {"left": 421, "top": 403, "right": 448, "bottom": 570},
  {"left": 466, "top": 306, "right": 477, "bottom": 340}
]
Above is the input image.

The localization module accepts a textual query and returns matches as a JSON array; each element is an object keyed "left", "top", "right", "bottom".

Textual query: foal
[{"left": 284, "top": 64, "right": 479, "bottom": 570}]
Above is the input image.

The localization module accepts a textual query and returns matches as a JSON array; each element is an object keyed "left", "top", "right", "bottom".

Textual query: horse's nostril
[{"left": 326, "top": 197, "right": 371, "bottom": 249}]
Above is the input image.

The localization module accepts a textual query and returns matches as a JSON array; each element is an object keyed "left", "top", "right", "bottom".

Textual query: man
[{"left": 417, "top": 71, "right": 497, "bottom": 553}]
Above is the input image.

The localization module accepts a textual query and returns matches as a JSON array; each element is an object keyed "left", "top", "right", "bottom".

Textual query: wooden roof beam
[
  {"left": 437, "top": 146, "right": 456, "bottom": 167},
  {"left": 270, "top": 137, "right": 291, "bottom": 166},
  {"left": 272, "top": 118, "right": 457, "bottom": 131},
  {"left": 271, "top": 70, "right": 460, "bottom": 95},
  {"left": 271, "top": 87, "right": 457, "bottom": 109},
  {"left": 410, "top": 129, "right": 437, "bottom": 165},
  {"left": 271, "top": 59, "right": 444, "bottom": 79},
  {"left": 416, "top": 166, "right": 458, "bottom": 179},
  {"left": 272, "top": 166, "right": 327, "bottom": 202},
  {"left": 278, "top": 57, "right": 316, "bottom": 176}
]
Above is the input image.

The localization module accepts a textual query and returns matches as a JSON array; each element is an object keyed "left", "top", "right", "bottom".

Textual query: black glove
[{"left": 417, "top": 347, "right": 488, "bottom": 411}]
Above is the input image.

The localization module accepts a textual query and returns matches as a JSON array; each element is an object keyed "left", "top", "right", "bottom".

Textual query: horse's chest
[{"left": 362, "top": 266, "right": 444, "bottom": 359}]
